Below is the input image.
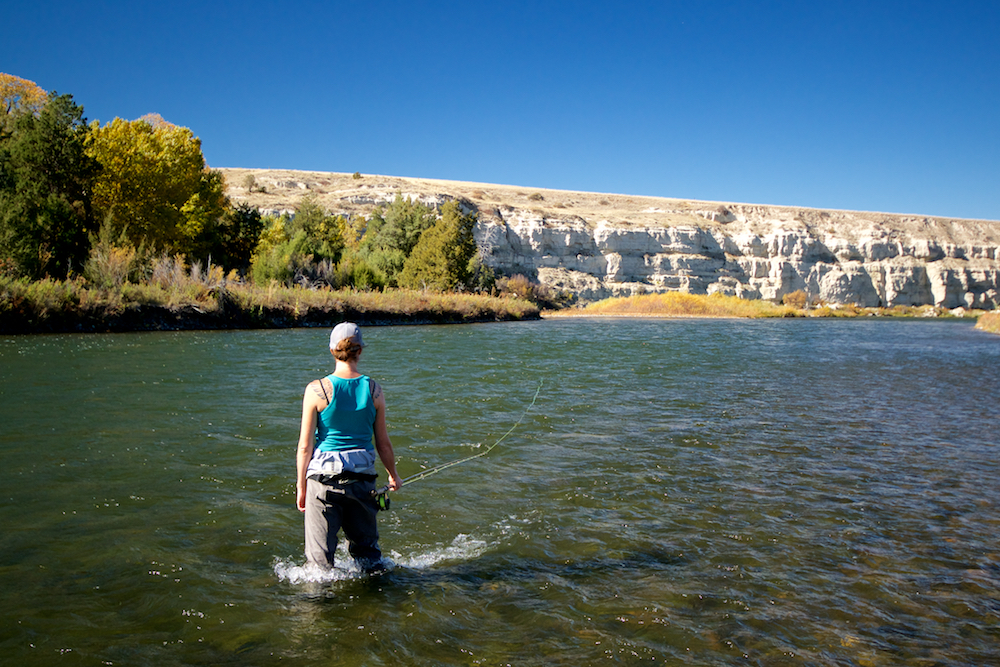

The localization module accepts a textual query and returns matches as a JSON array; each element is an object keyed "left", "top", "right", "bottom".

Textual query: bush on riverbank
[
  {"left": 976, "top": 311, "right": 1000, "bottom": 334},
  {"left": 0, "top": 274, "right": 540, "bottom": 334}
]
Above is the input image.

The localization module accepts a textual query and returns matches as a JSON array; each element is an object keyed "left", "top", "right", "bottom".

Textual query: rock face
[
  {"left": 475, "top": 204, "right": 1000, "bottom": 308},
  {"left": 220, "top": 168, "right": 1000, "bottom": 308}
]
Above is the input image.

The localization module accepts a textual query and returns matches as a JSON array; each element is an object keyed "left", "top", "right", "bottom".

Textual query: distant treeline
[{"left": 0, "top": 73, "right": 549, "bottom": 302}]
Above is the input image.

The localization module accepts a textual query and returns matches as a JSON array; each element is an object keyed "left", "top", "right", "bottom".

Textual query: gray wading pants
[{"left": 304, "top": 477, "right": 382, "bottom": 571}]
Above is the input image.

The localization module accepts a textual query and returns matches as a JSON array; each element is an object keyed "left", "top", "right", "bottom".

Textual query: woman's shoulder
[
  {"left": 368, "top": 377, "right": 384, "bottom": 402},
  {"left": 305, "top": 376, "right": 332, "bottom": 401},
  {"left": 305, "top": 374, "right": 330, "bottom": 388}
]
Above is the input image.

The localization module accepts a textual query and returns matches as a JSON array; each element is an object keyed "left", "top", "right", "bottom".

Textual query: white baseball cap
[{"left": 330, "top": 322, "right": 365, "bottom": 349}]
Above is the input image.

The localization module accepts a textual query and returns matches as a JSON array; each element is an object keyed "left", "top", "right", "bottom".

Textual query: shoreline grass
[
  {"left": 0, "top": 276, "right": 540, "bottom": 334},
  {"left": 5, "top": 276, "right": 995, "bottom": 334},
  {"left": 564, "top": 292, "right": 796, "bottom": 318},
  {"left": 548, "top": 291, "right": 990, "bottom": 320}
]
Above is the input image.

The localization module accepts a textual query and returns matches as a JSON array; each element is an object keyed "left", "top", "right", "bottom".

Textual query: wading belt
[{"left": 309, "top": 471, "right": 377, "bottom": 486}]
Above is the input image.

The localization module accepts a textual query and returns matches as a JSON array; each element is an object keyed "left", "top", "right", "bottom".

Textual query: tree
[
  {"left": 86, "top": 116, "right": 228, "bottom": 260},
  {"left": 398, "top": 200, "right": 477, "bottom": 291},
  {"left": 293, "top": 195, "right": 346, "bottom": 263},
  {"left": 249, "top": 214, "right": 293, "bottom": 284},
  {"left": 359, "top": 194, "right": 437, "bottom": 285},
  {"left": 0, "top": 73, "right": 47, "bottom": 133},
  {"left": 215, "top": 202, "right": 264, "bottom": 273},
  {"left": 248, "top": 198, "right": 346, "bottom": 285},
  {"left": 0, "top": 94, "right": 100, "bottom": 279}
]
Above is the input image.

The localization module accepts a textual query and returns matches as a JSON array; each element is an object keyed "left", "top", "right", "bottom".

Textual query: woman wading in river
[{"left": 295, "top": 323, "right": 400, "bottom": 572}]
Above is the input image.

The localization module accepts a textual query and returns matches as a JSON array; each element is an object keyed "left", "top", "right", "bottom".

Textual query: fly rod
[{"left": 372, "top": 379, "right": 543, "bottom": 509}]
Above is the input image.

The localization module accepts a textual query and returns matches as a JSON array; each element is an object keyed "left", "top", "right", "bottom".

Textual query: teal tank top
[{"left": 316, "top": 375, "right": 376, "bottom": 452}]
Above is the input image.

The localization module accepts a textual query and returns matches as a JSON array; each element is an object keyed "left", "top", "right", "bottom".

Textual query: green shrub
[
  {"left": 467, "top": 255, "right": 497, "bottom": 294},
  {"left": 293, "top": 196, "right": 345, "bottom": 264},
  {"left": 83, "top": 219, "right": 144, "bottom": 289},
  {"left": 250, "top": 232, "right": 315, "bottom": 286},
  {"left": 348, "top": 258, "right": 386, "bottom": 291},
  {"left": 248, "top": 200, "right": 346, "bottom": 286},
  {"left": 358, "top": 248, "right": 406, "bottom": 285}
]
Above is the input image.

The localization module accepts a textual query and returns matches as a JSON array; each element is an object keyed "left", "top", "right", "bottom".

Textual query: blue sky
[{"left": 3, "top": 0, "right": 998, "bottom": 220}]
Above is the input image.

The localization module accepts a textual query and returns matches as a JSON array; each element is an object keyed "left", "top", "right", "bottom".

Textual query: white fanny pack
[{"left": 307, "top": 448, "right": 377, "bottom": 481}]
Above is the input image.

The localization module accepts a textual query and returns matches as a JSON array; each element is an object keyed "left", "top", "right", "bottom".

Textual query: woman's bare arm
[
  {"left": 371, "top": 381, "right": 400, "bottom": 490},
  {"left": 295, "top": 381, "right": 322, "bottom": 511}
]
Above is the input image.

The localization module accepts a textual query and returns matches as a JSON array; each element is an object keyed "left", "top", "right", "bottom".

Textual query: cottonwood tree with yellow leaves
[
  {"left": 86, "top": 114, "right": 228, "bottom": 260},
  {"left": 0, "top": 73, "right": 47, "bottom": 132}
]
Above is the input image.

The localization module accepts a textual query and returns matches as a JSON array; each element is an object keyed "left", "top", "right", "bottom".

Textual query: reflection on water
[{"left": 1, "top": 319, "right": 998, "bottom": 665}]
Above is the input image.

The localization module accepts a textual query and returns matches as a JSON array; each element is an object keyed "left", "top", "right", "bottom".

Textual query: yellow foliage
[
  {"left": 0, "top": 73, "right": 47, "bottom": 129},
  {"left": 334, "top": 216, "right": 359, "bottom": 251},
  {"left": 85, "top": 243, "right": 138, "bottom": 289},
  {"left": 251, "top": 216, "right": 291, "bottom": 258},
  {"left": 204, "top": 263, "right": 225, "bottom": 286},
  {"left": 86, "top": 116, "right": 228, "bottom": 258},
  {"left": 781, "top": 289, "right": 808, "bottom": 309}
]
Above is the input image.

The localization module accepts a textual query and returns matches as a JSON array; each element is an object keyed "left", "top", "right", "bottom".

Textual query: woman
[{"left": 296, "top": 322, "right": 400, "bottom": 572}]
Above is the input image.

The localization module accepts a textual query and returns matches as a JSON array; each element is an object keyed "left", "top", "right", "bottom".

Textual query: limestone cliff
[{"left": 220, "top": 168, "right": 1000, "bottom": 308}]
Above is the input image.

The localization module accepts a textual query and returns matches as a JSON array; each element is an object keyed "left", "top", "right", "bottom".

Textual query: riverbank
[
  {"left": 6, "top": 276, "right": 994, "bottom": 335},
  {"left": 0, "top": 277, "right": 540, "bottom": 334}
]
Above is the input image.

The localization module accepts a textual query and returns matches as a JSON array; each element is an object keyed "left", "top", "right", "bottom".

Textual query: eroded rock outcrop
[{"left": 475, "top": 204, "right": 1000, "bottom": 308}]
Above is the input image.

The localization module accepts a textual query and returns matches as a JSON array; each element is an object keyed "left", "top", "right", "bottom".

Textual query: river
[{"left": 1, "top": 318, "right": 998, "bottom": 665}]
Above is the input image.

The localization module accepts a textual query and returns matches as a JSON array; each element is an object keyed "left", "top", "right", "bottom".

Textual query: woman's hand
[
  {"left": 387, "top": 474, "right": 401, "bottom": 492},
  {"left": 296, "top": 485, "right": 307, "bottom": 512}
]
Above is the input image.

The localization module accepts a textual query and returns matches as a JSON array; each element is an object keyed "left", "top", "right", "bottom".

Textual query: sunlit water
[{"left": 1, "top": 318, "right": 998, "bottom": 666}]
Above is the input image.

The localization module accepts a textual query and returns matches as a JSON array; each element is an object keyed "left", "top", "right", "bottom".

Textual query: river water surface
[{"left": 1, "top": 318, "right": 999, "bottom": 665}]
